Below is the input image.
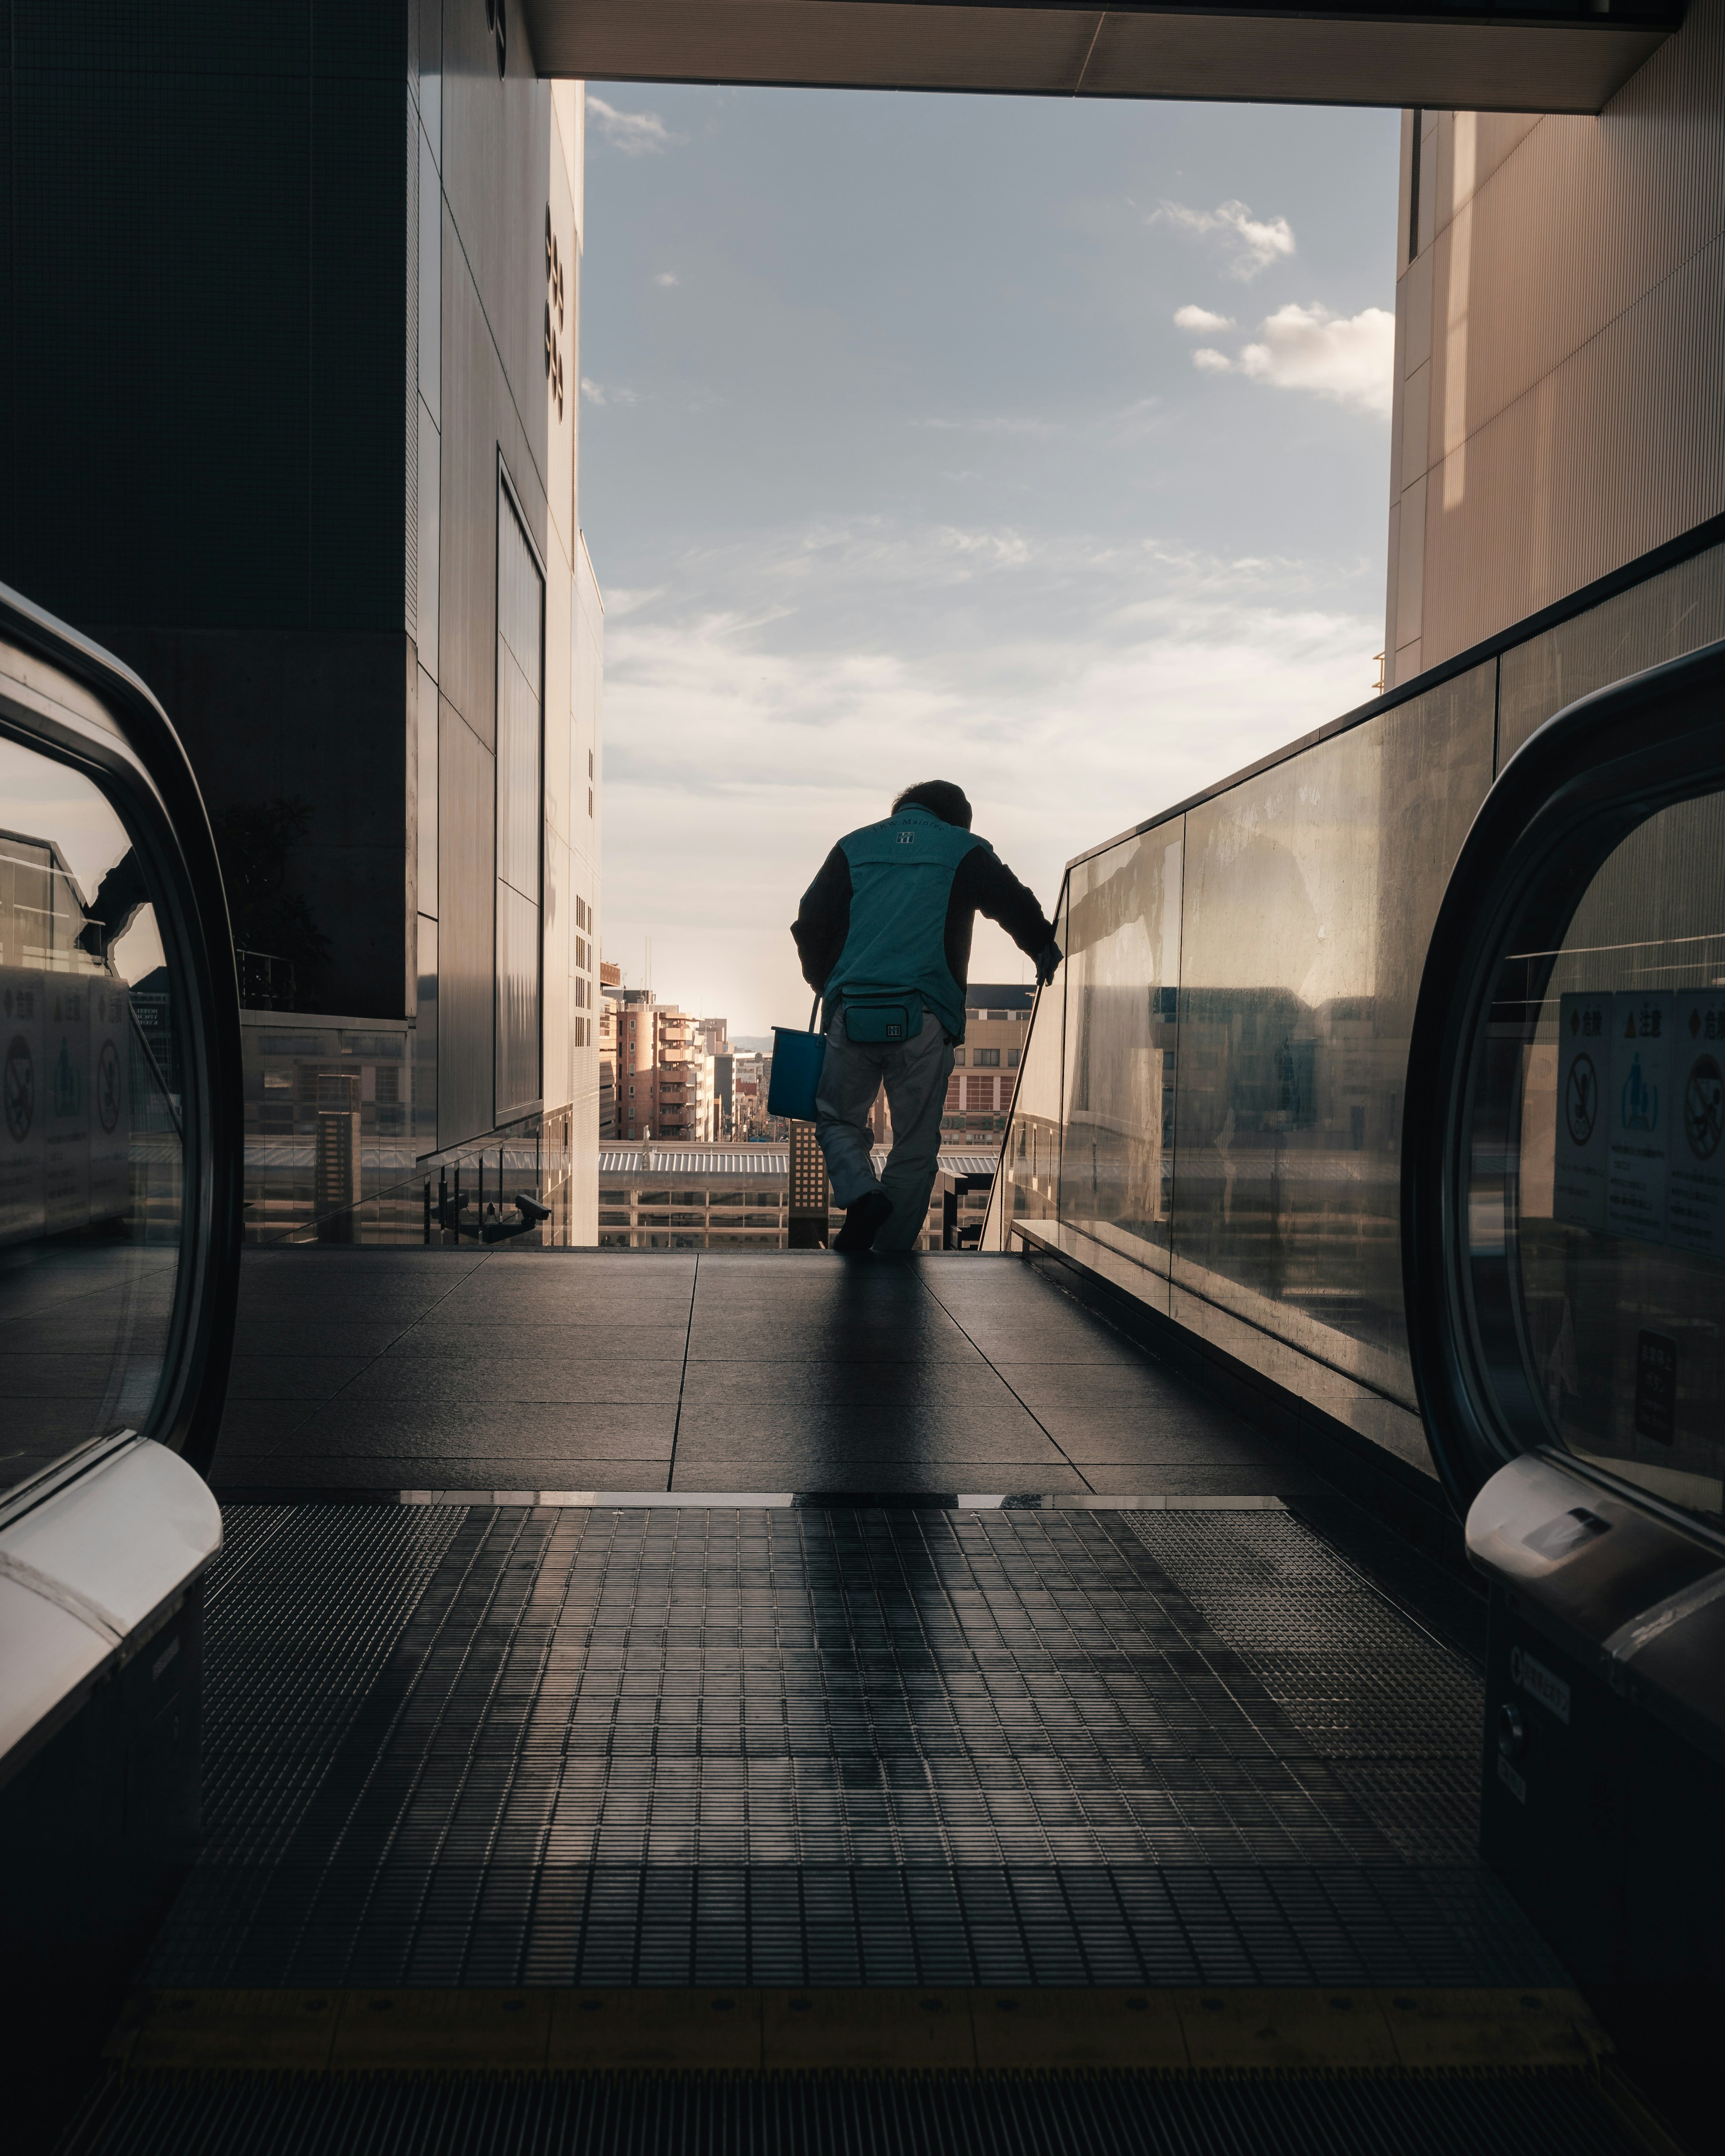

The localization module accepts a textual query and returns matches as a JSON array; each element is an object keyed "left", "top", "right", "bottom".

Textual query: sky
[{"left": 577, "top": 86, "right": 1402, "bottom": 1038}]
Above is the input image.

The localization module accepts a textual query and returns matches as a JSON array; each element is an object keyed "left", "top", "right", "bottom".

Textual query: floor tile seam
[
  {"left": 902, "top": 1268, "right": 1100, "bottom": 1494},
  {"left": 661, "top": 1254, "right": 701, "bottom": 1493},
  {"left": 224, "top": 1394, "right": 326, "bottom": 1465},
  {"left": 309, "top": 1254, "right": 504, "bottom": 1423}
]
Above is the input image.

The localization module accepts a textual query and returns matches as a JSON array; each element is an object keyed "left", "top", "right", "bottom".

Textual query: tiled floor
[{"left": 214, "top": 1250, "right": 1319, "bottom": 1498}]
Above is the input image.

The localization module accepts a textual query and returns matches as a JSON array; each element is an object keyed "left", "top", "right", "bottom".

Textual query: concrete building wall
[{"left": 1385, "top": 0, "right": 1725, "bottom": 682}]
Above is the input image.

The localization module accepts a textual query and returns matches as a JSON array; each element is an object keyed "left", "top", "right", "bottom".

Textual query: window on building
[
  {"left": 1007, "top": 1049, "right": 1021, "bottom": 1068},
  {"left": 975, "top": 1048, "right": 1000, "bottom": 1067},
  {"left": 952, "top": 1049, "right": 965, "bottom": 1066}
]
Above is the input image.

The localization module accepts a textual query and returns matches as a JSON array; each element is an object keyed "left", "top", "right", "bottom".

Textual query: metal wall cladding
[
  {"left": 1391, "top": 0, "right": 1725, "bottom": 668},
  {"left": 496, "top": 625, "right": 543, "bottom": 903},
  {"left": 495, "top": 481, "right": 544, "bottom": 1122},
  {"left": 425, "top": 14, "right": 571, "bottom": 1150},
  {"left": 438, "top": 703, "right": 495, "bottom": 1151},
  {"left": 496, "top": 879, "right": 541, "bottom": 1122},
  {"left": 440, "top": 0, "right": 553, "bottom": 516}
]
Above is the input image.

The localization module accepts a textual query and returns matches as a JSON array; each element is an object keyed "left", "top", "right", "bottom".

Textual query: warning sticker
[
  {"left": 1553, "top": 992, "right": 1610, "bottom": 1232},
  {"left": 1668, "top": 991, "right": 1725, "bottom": 1259},
  {"left": 1607, "top": 990, "right": 1672, "bottom": 1244}
]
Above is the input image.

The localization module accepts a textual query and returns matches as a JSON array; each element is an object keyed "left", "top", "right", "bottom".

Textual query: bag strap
[{"left": 809, "top": 991, "right": 821, "bottom": 1033}]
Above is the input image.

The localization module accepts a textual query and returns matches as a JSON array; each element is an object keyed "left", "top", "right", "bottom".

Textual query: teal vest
[{"left": 823, "top": 806, "right": 986, "bottom": 1040}]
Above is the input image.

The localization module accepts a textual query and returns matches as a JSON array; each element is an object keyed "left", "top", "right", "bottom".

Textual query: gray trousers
[{"left": 815, "top": 1009, "right": 954, "bottom": 1253}]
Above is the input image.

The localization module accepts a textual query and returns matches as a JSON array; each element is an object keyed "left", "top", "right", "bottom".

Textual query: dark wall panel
[
  {"left": 0, "top": 3, "right": 408, "bottom": 633},
  {"left": 309, "top": 71, "right": 411, "bottom": 631},
  {"left": 91, "top": 625, "right": 413, "bottom": 1019}
]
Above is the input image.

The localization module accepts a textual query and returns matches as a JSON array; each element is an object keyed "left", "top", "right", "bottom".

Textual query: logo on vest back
[{"left": 898, "top": 831, "right": 914, "bottom": 844}]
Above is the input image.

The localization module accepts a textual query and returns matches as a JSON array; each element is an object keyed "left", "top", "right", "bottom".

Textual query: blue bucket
[{"left": 768, "top": 1002, "right": 826, "bottom": 1122}]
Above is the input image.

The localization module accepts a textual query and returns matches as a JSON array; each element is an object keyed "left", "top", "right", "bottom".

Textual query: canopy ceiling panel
[{"left": 518, "top": 0, "right": 1674, "bottom": 114}]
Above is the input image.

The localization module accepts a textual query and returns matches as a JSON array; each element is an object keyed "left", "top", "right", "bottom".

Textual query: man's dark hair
[{"left": 892, "top": 780, "right": 973, "bottom": 830}]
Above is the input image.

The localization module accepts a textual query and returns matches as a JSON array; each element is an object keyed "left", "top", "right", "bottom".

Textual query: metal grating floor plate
[
  {"left": 1125, "top": 1511, "right": 1486, "bottom": 1866},
  {"left": 146, "top": 1503, "right": 1560, "bottom": 1992}
]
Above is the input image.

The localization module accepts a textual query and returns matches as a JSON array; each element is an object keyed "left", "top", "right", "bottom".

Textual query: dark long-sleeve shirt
[{"left": 792, "top": 831, "right": 1054, "bottom": 1016}]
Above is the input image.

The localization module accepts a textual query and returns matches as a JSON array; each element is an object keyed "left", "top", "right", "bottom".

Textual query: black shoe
[{"left": 833, "top": 1189, "right": 893, "bottom": 1253}]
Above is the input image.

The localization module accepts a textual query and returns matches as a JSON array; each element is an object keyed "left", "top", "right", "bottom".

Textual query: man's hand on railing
[{"left": 1034, "top": 940, "right": 1062, "bottom": 987}]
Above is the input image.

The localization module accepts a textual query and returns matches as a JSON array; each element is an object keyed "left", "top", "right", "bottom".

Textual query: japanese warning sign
[
  {"left": 1668, "top": 991, "right": 1725, "bottom": 1258},
  {"left": 1554, "top": 992, "right": 1610, "bottom": 1231},
  {"left": 1607, "top": 990, "right": 1672, "bottom": 1244}
]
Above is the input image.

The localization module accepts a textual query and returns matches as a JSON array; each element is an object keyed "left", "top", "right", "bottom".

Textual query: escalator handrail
[
  {"left": 0, "top": 579, "right": 243, "bottom": 1482},
  {"left": 1400, "top": 632, "right": 1725, "bottom": 1517}
]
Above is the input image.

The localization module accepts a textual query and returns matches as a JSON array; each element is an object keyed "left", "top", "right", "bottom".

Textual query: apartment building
[
  {"left": 607, "top": 990, "right": 712, "bottom": 1141},
  {"left": 730, "top": 1052, "right": 780, "bottom": 1140},
  {"left": 942, "top": 984, "right": 1034, "bottom": 1145},
  {"left": 597, "top": 960, "right": 622, "bottom": 1137}
]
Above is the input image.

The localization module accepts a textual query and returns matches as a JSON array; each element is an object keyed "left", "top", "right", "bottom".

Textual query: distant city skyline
[{"left": 582, "top": 86, "right": 1399, "bottom": 1034}]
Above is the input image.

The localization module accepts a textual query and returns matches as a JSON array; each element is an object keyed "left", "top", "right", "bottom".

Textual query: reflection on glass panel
[
  {"left": 1057, "top": 824, "right": 1182, "bottom": 1291},
  {"left": 1172, "top": 666, "right": 1494, "bottom": 1403},
  {"left": 981, "top": 888, "right": 1065, "bottom": 1250},
  {"left": 1498, "top": 543, "right": 1725, "bottom": 769},
  {"left": 243, "top": 1017, "right": 418, "bottom": 1243},
  {"left": 0, "top": 734, "right": 185, "bottom": 1495},
  {"left": 1499, "top": 791, "right": 1725, "bottom": 1521}
]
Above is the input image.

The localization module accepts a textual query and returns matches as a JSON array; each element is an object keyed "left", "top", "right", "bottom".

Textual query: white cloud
[
  {"left": 1174, "top": 304, "right": 1237, "bottom": 333},
  {"left": 596, "top": 521, "right": 1380, "bottom": 1029},
  {"left": 1152, "top": 199, "right": 1296, "bottom": 280},
  {"left": 580, "top": 377, "right": 639, "bottom": 407},
  {"left": 587, "top": 94, "right": 673, "bottom": 155},
  {"left": 654, "top": 271, "right": 680, "bottom": 287},
  {"left": 1191, "top": 303, "right": 1395, "bottom": 417}
]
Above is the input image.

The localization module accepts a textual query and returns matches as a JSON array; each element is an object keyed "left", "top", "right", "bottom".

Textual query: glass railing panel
[
  {"left": 1494, "top": 788, "right": 1725, "bottom": 1522},
  {"left": 1053, "top": 821, "right": 1183, "bottom": 1304},
  {"left": 0, "top": 732, "right": 187, "bottom": 1493},
  {"left": 979, "top": 886, "right": 1066, "bottom": 1250},
  {"left": 1171, "top": 662, "right": 1495, "bottom": 1407},
  {"left": 241, "top": 1016, "right": 418, "bottom": 1242},
  {"left": 1498, "top": 539, "right": 1725, "bottom": 768}
]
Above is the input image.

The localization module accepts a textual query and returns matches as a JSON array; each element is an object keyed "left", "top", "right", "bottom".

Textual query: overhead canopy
[{"left": 520, "top": 0, "right": 1675, "bottom": 114}]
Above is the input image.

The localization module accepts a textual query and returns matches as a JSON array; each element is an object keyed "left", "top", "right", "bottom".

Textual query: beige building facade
[{"left": 1386, "top": 3, "right": 1725, "bottom": 684}]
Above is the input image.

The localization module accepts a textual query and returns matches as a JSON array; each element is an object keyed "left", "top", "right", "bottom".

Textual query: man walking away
[{"left": 791, "top": 780, "right": 1061, "bottom": 1254}]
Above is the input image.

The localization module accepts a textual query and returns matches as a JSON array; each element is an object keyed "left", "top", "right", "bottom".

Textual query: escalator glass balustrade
[
  {"left": 0, "top": 583, "right": 240, "bottom": 2134},
  {"left": 1403, "top": 636, "right": 1725, "bottom": 2097}
]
